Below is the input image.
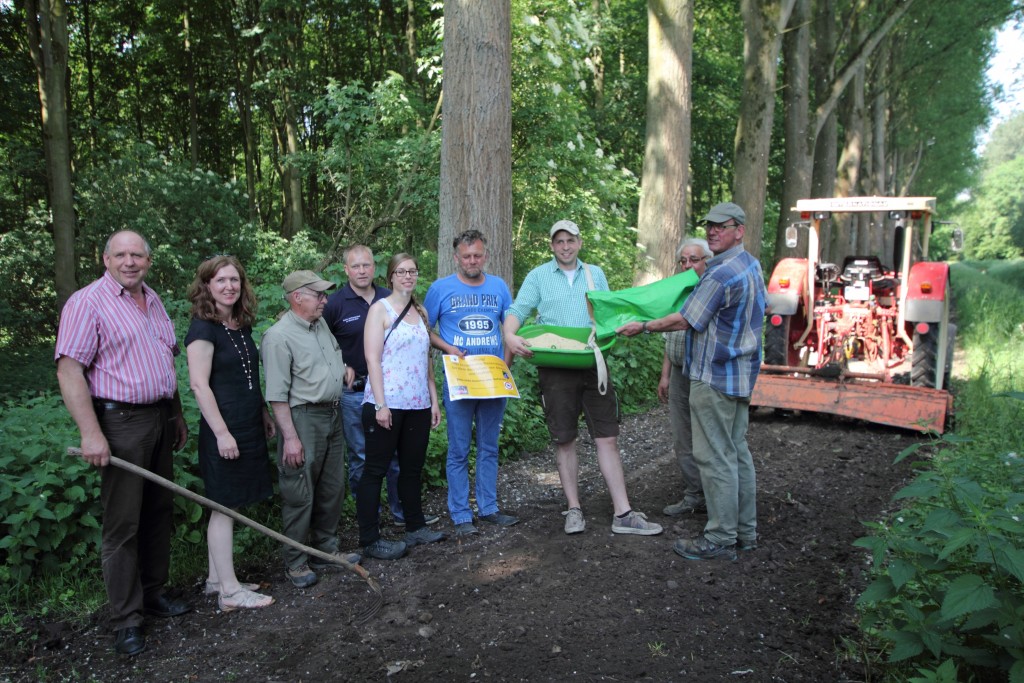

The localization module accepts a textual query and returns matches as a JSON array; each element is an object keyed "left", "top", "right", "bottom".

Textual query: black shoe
[
  {"left": 114, "top": 626, "right": 146, "bottom": 656},
  {"left": 363, "top": 538, "right": 408, "bottom": 560},
  {"left": 143, "top": 594, "right": 191, "bottom": 618}
]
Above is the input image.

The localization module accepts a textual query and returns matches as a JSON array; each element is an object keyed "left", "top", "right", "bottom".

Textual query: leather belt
[
  {"left": 93, "top": 399, "right": 169, "bottom": 413},
  {"left": 305, "top": 400, "right": 340, "bottom": 408}
]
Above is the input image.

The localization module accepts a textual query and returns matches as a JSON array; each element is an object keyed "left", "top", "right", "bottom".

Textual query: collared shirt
[
  {"left": 681, "top": 245, "right": 766, "bottom": 398},
  {"left": 424, "top": 273, "right": 513, "bottom": 357},
  {"left": 261, "top": 310, "right": 346, "bottom": 407},
  {"left": 507, "top": 258, "right": 609, "bottom": 327},
  {"left": 322, "top": 282, "right": 390, "bottom": 377},
  {"left": 54, "top": 271, "right": 178, "bottom": 403}
]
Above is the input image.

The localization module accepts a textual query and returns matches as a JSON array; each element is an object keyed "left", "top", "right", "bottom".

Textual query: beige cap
[
  {"left": 549, "top": 219, "right": 581, "bottom": 238},
  {"left": 282, "top": 270, "right": 335, "bottom": 293}
]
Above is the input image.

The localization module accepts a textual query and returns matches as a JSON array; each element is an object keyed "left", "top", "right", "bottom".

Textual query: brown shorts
[{"left": 537, "top": 366, "right": 620, "bottom": 444}]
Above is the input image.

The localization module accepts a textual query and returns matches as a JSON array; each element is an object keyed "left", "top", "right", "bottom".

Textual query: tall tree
[
  {"left": 438, "top": 0, "right": 512, "bottom": 284},
  {"left": 24, "top": 0, "right": 76, "bottom": 310},
  {"left": 634, "top": 0, "right": 693, "bottom": 286},
  {"left": 732, "top": 0, "right": 795, "bottom": 258}
]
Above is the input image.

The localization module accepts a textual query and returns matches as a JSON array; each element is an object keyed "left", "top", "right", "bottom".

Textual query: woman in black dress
[{"left": 185, "top": 256, "right": 275, "bottom": 611}]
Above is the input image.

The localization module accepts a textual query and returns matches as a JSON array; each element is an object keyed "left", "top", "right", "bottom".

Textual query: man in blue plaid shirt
[{"left": 619, "top": 202, "right": 766, "bottom": 560}]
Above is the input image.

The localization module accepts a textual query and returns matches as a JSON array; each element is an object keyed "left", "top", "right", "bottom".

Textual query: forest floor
[{"left": 4, "top": 404, "right": 924, "bottom": 682}]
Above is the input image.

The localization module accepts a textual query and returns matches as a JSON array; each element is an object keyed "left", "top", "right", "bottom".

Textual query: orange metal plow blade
[{"left": 751, "top": 373, "right": 952, "bottom": 433}]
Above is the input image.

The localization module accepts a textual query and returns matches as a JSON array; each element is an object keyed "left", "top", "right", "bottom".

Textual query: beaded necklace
[{"left": 222, "top": 320, "right": 254, "bottom": 391}]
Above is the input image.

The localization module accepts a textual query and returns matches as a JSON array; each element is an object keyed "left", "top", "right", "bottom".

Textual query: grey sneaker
[
  {"left": 285, "top": 564, "right": 318, "bottom": 588},
  {"left": 673, "top": 535, "right": 737, "bottom": 561},
  {"left": 480, "top": 511, "right": 519, "bottom": 526},
  {"left": 309, "top": 551, "right": 362, "bottom": 572},
  {"left": 737, "top": 537, "right": 758, "bottom": 551},
  {"left": 562, "top": 507, "right": 585, "bottom": 534},
  {"left": 454, "top": 522, "right": 479, "bottom": 537},
  {"left": 662, "top": 498, "right": 707, "bottom": 516},
  {"left": 363, "top": 538, "right": 408, "bottom": 560},
  {"left": 612, "top": 510, "right": 663, "bottom": 536},
  {"left": 405, "top": 527, "right": 446, "bottom": 547}
]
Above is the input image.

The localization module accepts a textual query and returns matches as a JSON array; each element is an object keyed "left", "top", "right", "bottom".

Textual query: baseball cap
[
  {"left": 282, "top": 270, "right": 335, "bottom": 293},
  {"left": 702, "top": 202, "right": 746, "bottom": 225},
  {"left": 549, "top": 219, "right": 581, "bottom": 238}
]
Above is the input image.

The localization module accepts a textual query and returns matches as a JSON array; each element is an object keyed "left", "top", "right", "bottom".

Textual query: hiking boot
[
  {"left": 612, "top": 510, "right": 663, "bottom": 535},
  {"left": 454, "top": 522, "right": 479, "bottom": 537},
  {"left": 404, "top": 527, "right": 446, "bottom": 547},
  {"left": 285, "top": 564, "right": 318, "bottom": 588},
  {"left": 673, "top": 535, "right": 737, "bottom": 561},
  {"left": 737, "top": 537, "right": 758, "bottom": 551},
  {"left": 363, "top": 538, "right": 408, "bottom": 560},
  {"left": 394, "top": 513, "right": 440, "bottom": 527},
  {"left": 662, "top": 498, "right": 707, "bottom": 516},
  {"left": 309, "top": 551, "right": 362, "bottom": 572},
  {"left": 479, "top": 511, "right": 519, "bottom": 526},
  {"left": 562, "top": 507, "right": 585, "bottom": 534}
]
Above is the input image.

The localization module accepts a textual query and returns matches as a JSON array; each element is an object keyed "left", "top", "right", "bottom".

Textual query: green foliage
[
  {"left": 0, "top": 204, "right": 60, "bottom": 341},
  {"left": 854, "top": 260, "right": 1024, "bottom": 681},
  {"left": 951, "top": 112, "right": 1024, "bottom": 260},
  {"left": 76, "top": 142, "right": 255, "bottom": 297}
]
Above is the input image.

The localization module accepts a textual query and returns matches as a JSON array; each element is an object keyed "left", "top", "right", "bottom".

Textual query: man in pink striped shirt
[{"left": 56, "top": 230, "right": 190, "bottom": 657}]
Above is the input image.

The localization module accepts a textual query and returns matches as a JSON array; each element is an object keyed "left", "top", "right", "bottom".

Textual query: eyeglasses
[
  {"left": 679, "top": 256, "right": 707, "bottom": 264},
  {"left": 394, "top": 269, "right": 419, "bottom": 277},
  {"left": 301, "top": 289, "right": 329, "bottom": 301},
  {"left": 705, "top": 222, "right": 739, "bottom": 234}
]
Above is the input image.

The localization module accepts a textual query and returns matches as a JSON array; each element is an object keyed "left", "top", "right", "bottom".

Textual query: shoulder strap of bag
[
  {"left": 383, "top": 300, "right": 414, "bottom": 347},
  {"left": 581, "top": 264, "right": 608, "bottom": 395}
]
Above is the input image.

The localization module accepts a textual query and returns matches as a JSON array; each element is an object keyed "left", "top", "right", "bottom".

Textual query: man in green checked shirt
[{"left": 504, "top": 219, "right": 663, "bottom": 538}]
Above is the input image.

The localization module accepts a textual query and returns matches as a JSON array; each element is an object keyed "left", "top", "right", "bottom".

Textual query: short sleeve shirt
[
  {"left": 322, "top": 283, "right": 390, "bottom": 377},
  {"left": 506, "top": 259, "right": 609, "bottom": 327},
  {"left": 681, "top": 245, "right": 767, "bottom": 398},
  {"left": 54, "top": 272, "right": 178, "bottom": 403},
  {"left": 424, "top": 273, "right": 513, "bottom": 357},
  {"left": 261, "top": 310, "right": 346, "bottom": 407}
]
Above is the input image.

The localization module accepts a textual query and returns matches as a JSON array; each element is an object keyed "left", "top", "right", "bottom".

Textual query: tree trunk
[
  {"left": 184, "top": 4, "right": 199, "bottom": 169},
  {"left": 438, "top": 0, "right": 512, "bottom": 285},
  {"left": 733, "top": 0, "right": 794, "bottom": 259},
  {"left": 835, "top": 46, "right": 866, "bottom": 263},
  {"left": 24, "top": 0, "right": 77, "bottom": 312},
  {"left": 634, "top": 0, "right": 693, "bottom": 285},
  {"left": 774, "top": 0, "right": 811, "bottom": 263}
]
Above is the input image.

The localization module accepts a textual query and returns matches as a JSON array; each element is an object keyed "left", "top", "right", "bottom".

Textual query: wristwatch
[
  {"left": 374, "top": 403, "right": 388, "bottom": 412},
  {"left": 642, "top": 321, "right": 650, "bottom": 334}
]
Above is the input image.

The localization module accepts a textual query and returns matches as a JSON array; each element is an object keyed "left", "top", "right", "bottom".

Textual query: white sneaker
[{"left": 562, "top": 507, "right": 585, "bottom": 534}]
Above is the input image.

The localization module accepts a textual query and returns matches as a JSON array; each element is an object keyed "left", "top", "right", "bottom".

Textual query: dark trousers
[
  {"left": 98, "top": 402, "right": 174, "bottom": 630},
  {"left": 357, "top": 405, "right": 431, "bottom": 546}
]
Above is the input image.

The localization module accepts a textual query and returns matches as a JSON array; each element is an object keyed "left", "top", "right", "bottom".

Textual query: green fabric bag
[{"left": 586, "top": 270, "right": 700, "bottom": 339}]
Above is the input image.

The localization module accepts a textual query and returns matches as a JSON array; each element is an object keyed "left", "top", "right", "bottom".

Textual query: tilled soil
[{"left": 6, "top": 405, "right": 922, "bottom": 682}]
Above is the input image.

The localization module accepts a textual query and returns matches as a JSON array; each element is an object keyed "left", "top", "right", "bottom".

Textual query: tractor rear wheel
[
  {"left": 764, "top": 316, "right": 790, "bottom": 366},
  {"left": 911, "top": 289, "right": 950, "bottom": 390}
]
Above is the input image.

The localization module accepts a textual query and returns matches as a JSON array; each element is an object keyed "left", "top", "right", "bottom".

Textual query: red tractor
[{"left": 752, "top": 197, "right": 955, "bottom": 432}]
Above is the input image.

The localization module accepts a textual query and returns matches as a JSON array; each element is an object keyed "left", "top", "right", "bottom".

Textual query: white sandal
[
  {"left": 218, "top": 588, "right": 274, "bottom": 612},
  {"left": 204, "top": 580, "right": 260, "bottom": 596}
]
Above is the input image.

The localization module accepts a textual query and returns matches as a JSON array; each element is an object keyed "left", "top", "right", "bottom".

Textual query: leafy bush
[{"left": 854, "top": 260, "right": 1024, "bottom": 682}]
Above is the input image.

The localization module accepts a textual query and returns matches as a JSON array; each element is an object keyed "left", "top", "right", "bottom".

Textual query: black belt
[
  {"left": 93, "top": 399, "right": 170, "bottom": 413},
  {"left": 305, "top": 400, "right": 340, "bottom": 408}
]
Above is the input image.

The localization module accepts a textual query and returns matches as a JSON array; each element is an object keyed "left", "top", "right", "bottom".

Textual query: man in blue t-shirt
[{"left": 424, "top": 230, "right": 518, "bottom": 536}]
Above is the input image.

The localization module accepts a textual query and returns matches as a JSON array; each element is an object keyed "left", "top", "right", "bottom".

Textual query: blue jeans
[
  {"left": 443, "top": 385, "right": 506, "bottom": 524},
  {"left": 342, "top": 387, "right": 402, "bottom": 518}
]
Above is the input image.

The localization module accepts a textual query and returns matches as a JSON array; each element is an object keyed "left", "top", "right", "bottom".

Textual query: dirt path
[{"left": 7, "top": 405, "right": 921, "bottom": 682}]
